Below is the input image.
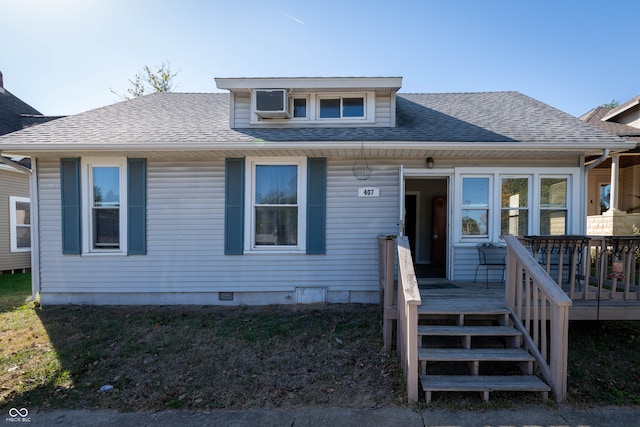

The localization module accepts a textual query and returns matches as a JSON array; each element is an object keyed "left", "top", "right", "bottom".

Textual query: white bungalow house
[{"left": 0, "top": 77, "right": 633, "bottom": 305}]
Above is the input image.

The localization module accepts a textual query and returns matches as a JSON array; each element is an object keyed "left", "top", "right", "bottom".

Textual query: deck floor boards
[{"left": 418, "top": 279, "right": 640, "bottom": 321}]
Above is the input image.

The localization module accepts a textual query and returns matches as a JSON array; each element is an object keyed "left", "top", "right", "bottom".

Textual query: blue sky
[{"left": 1, "top": 0, "right": 638, "bottom": 117}]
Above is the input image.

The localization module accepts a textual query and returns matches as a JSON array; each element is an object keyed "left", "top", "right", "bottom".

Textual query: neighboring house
[
  {"left": 580, "top": 95, "right": 640, "bottom": 235},
  {"left": 0, "top": 77, "right": 633, "bottom": 305},
  {"left": 0, "top": 71, "right": 50, "bottom": 273}
]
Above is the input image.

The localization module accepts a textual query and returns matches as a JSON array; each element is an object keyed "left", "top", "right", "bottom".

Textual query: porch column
[{"left": 609, "top": 154, "right": 620, "bottom": 212}]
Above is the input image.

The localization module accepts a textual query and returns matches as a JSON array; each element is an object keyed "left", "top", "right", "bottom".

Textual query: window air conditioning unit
[{"left": 254, "top": 89, "right": 290, "bottom": 119}]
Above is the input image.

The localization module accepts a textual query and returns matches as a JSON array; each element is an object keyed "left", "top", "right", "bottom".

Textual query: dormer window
[
  {"left": 319, "top": 96, "right": 365, "bottom": 119},
  {"left": 292, "top": 97, "right": 308, "bottom": 119},
  {"left": 216, "top": 77, "right": 402, "bottom": 128}
]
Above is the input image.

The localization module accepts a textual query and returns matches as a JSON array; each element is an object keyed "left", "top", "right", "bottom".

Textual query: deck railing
[
  {"left": 503, "top": 235, "right": 572, "bottom": 402},
  {"left": 523, "top": 235, "right": 640, "bottom": 302},
  {"left": 395, "top": 236, "right": 421, "bottom": 402},
  {"left": 378, "top": 235, "right": 421, "bottom": 403},
  {"left": 583, "top": 236, "right": 640, "bottom": 301}
]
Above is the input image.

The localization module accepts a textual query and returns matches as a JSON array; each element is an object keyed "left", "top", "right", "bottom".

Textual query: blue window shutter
[
  {"left": 128, "top": 158, "right": 147, "bottom": 255},
  {"left": 225, "top": 158, "right": 245, "bottom": 255},
  {"left": 60, "top": 158, "right": 81, "bottom": 254},
  {"left": 307, "top": 158, "right": 326, "bottom": 255}
]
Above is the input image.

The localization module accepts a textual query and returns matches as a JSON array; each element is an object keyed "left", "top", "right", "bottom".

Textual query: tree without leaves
[{"left": 112, "top": 61, "right": 178, "bottom": 99}]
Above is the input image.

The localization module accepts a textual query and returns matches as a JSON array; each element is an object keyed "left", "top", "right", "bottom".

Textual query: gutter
[
  {"left": 0, "top": 155, "right": 31, "bottom": 174},
  {"left": 585, "top": 149, "right": 609, "bottom": 172}
]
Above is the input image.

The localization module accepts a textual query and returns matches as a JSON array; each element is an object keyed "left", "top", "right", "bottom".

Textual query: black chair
[{"left": 474, "top": 243, "right": 506, "bottom": 288}]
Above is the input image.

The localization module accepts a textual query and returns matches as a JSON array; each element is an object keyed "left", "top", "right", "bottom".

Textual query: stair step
[
  {"left": 419, "top": 348, "right": 534, "bottom": 362},
  {"left": 418, "top": 325, "right": 521, "bottom": 337},
  {"left": 420, "top": 375, "right": 550, "bottom": 403},
  {"left": 418, "top": 298, "right": 509, "bottom": 316}
]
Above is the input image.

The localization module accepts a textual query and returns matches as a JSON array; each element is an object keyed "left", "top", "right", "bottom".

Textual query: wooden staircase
[{"left": 417, "top": 297, "right": 551, "bottom": 403}]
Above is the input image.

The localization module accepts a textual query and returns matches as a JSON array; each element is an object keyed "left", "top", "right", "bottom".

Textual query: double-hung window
[
  {"left": 540, "top": 177, "right": 568, "bottom": 235},
  {"left": 461, "top": 177, "right": 490, "bottom": 237},
  {"left": 61, "top": 157, "right": 146, "bottom": 256},
  {"left": 500, "top": 177, "right": 529, "bottom": 236},
  {"left": 81, "top": 158, "right": 127, "bottom": 253},
  {"left": 246, "top": 158, "right": 307, "bottom": 252},
  {"left": 9, "top": 196, "right": 31, "bottom": 252}
]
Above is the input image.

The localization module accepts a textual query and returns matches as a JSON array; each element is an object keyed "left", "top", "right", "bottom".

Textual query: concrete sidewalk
[{"left": 16, "top": 406, "right": 640, "bottom": 427}]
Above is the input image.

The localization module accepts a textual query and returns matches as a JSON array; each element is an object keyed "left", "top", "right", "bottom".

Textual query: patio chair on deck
[{"left": 473, "top": 243, "right": 506, "bottom": 288}]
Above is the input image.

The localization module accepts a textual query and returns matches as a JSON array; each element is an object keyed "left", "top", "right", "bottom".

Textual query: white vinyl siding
[
  {"left": 374, "top": 92, "right": 394, "bottom": 126},
  {"left": 35, "top": 157, "right": 585, "bottom": 296},
  {"left": 36, "top": 158, "right": 398, "bottom": 301},
  {"left": 233, "top": 92, "right": 251, "bottom": 128}
]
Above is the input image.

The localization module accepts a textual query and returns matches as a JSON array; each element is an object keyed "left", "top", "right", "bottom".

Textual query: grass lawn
[
  {"left": 1, "top": 274, "right": 402, "bottom": 411},
  {"left": 1, "top": 273, "right": 639, "bottom": 411}
]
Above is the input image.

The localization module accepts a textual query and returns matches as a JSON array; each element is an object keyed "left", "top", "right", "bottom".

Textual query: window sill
[
  {"left": 81, "top": 251, "right": 128, "bottom": 257},
  {"left": 244, "top": 250, "right": 307, "bottom": 255},
  {"left": 249, "top": 119, "right": 375, "bottom": 127}
]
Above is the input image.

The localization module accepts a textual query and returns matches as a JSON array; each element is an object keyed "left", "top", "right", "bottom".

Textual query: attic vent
[{"left": 254, "top": 89, "right": 290, "bottom": 119}]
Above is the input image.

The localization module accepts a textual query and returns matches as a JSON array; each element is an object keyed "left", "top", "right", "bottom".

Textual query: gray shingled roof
[
  {"left": 0, "top": 91, "right": 629, "bottom": 148},
  {"left": 580, "top": 106, "right": 640, "bottom": 143}
]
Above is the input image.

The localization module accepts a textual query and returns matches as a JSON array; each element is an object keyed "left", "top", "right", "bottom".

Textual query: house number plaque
[{"left": 358, "top": 187, "right": 379, "bottom": 197}]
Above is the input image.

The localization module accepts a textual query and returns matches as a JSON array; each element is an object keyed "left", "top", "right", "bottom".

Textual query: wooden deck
[
  {"left": 418, "top": 278, "right": 640, "bottom": 321},
  {"left": 380, "top": 236, "right": 640, "bottom": 404}
]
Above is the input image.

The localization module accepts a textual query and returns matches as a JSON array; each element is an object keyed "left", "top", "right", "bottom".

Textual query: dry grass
[
  {"left": 1, "top": 275, "right": 403, "bottom": 411},
  {"left": 2, "top": 273, "right": 640, "bottom": 411}
]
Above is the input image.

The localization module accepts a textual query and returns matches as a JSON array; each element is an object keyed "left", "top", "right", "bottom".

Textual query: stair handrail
[
  {"left": 503, "top": 235, "right": 572, "bottom": 402},
  {"left": 396, "top": 235, "right": 421, "bottom": 403}
]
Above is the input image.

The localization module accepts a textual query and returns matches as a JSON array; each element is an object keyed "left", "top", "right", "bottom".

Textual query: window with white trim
[
  {"left": 318, "top": 95, "right": 365, "bottom": 119},
  {"left": 540, "top": 177, "right": 568, "bottom": 235},
  {"left": 245, "top": 158, "right": 307, "bottom": 252},
  {"left": 291, "top": 96, "right": 308, "bottom": 119},
  {"left": 9, "top": 196, "right": 30, "bottom": 252},
  {"left": 81, "top": 158, "right": 128, "bottom": 253},
  {"left": 500, "top": 177, "right": 529, "bottom": 236},
  {"left": 461, "top": 176, "right": 490, "bottom": 237}
]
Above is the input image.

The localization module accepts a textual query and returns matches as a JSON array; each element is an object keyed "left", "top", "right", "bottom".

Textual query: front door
[{"left": 401, "top": 170, "right": 449, "bottom": 278}]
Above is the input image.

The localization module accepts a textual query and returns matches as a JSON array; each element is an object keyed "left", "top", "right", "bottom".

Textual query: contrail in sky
[{"left": 281, "top": 12, "right": 305, "bottom": 24}]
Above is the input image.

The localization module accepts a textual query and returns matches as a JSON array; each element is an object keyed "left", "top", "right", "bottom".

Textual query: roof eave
[
  {"left": 601, "top": 96, "right": 640, "bottom": 122},
  {"left": 215, "top": 77, "right": 403, "bottom": 92},
  {"left": 1, "top": 140, "right": 634, "bottom": 155}
]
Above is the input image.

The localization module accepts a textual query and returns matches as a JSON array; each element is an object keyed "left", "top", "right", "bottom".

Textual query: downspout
[
  {"left": 584, "top": 149, "right": 609, "bottom": 172},
  {"left": 27, "top": 157, "right": 40, "bottom": 302}
]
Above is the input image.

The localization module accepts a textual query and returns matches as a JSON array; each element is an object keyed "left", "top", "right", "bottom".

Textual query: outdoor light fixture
[{"left": 426, "top": 157, "right": 434, "bottom": 169}]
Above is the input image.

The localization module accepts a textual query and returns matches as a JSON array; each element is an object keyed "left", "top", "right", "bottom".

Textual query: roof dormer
[{"left": 215, "top": 77, "right": 402, "bottom": 129}]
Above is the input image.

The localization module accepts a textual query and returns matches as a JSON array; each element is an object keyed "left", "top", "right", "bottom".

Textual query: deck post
[
  {"left": 378, "top": 236, "right": 397, "bottom": 352},
  {"left": 550, "top": 304, "right": 569, "bottom": 400}
]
